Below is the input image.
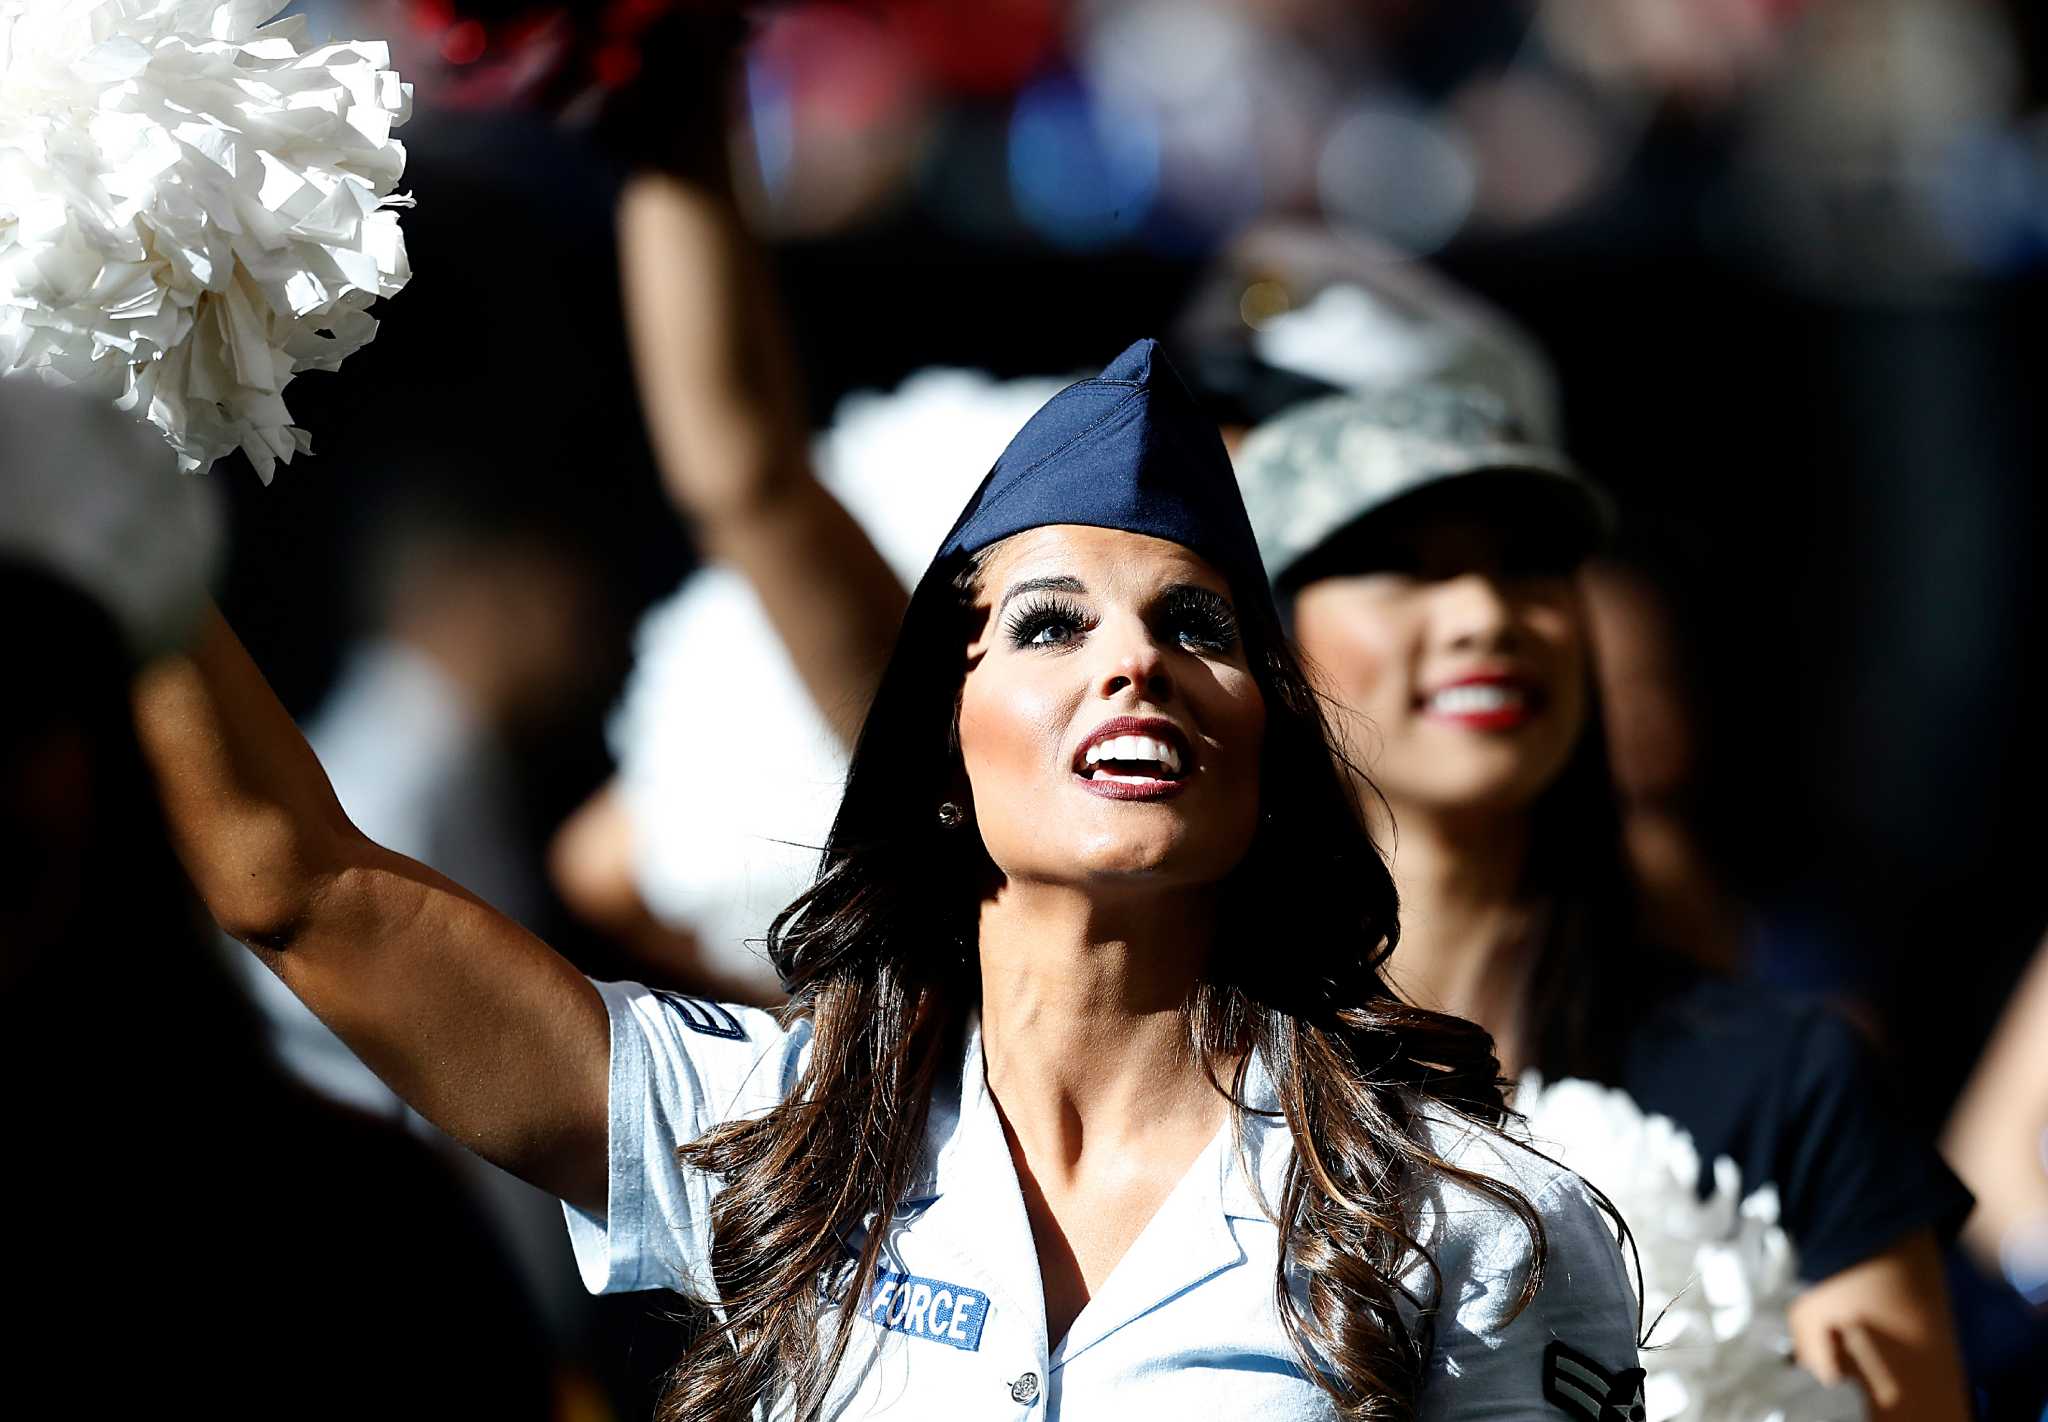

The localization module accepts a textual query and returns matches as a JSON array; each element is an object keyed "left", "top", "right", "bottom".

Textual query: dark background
[{"left": 231, "top": 0, "right": 2047, "bottom": 1130}]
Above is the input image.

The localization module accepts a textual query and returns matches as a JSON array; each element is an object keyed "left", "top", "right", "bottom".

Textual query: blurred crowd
[{"left": 5, "top": 0, "right": 2047, "bottom": 1418}]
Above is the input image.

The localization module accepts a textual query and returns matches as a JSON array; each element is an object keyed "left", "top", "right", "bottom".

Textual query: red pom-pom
[{"left": 398, "top": 1, "right": 716, "bottom": 113}]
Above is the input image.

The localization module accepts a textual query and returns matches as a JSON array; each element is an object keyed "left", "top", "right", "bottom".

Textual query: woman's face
[
  {"left": 957, "top": 525, "right": 1266, "bottom": 893},
  {"left": 1290, "top": 505, "right": 1588, "bottom": 819}
]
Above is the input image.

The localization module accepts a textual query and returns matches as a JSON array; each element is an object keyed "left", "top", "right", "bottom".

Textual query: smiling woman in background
[
  {"left": 133, "top": 340, "right": 1639, "bottom": 1419},
  {"left": 1237, "top": 384, "right": 1974, "bottom": 1419}
]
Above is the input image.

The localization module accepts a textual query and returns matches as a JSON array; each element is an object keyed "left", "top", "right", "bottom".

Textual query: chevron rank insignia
[
  {"left": 1542, "top": 1341, "right": 1647, "bottom": 1422},
  {"left": 654, "top": 991, "right": 746, "bottom": 1041}
]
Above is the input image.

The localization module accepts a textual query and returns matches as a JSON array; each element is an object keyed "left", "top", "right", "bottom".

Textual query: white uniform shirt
[{"left": 565, "top": 982, "right": 1642, "bottom": 1420}]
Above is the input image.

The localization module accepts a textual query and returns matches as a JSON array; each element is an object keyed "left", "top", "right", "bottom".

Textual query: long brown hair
[
  {"left": 659, "top": 544, "right": 1551, "bottom": 1421},
  {"left": 1518, "top": 706, "right": 1685, "bottom": 1083}
]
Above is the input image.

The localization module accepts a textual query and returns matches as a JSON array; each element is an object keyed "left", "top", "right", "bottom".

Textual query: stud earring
[{"left": 937, "top": 801, "right": 966, "bottom": 829}]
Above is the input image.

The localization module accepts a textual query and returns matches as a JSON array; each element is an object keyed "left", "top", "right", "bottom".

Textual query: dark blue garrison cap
[{"left": 929, "top": 338, "right": 1265, "bottom": 590}]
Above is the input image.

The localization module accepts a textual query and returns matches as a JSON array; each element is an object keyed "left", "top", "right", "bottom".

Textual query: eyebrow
[{"left": 996, "top": 575, "right": 1086, "bottom": 616}]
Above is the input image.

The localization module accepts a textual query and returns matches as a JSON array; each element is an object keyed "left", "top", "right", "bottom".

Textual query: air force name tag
[{"left": 865, "top": 1270, "right": 990, "bottom": 1352}]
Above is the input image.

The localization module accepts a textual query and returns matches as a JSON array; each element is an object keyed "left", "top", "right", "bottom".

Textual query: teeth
[
  {"left": 1428, "top": 684, "right": 1524, "bottom": 716},
  {"left": 1082, "top": 734, "right": 1183, "bottom": 774}
]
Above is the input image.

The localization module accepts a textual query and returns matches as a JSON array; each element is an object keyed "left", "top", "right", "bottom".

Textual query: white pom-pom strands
[
  {"left": 1515, "top": 1074, "right": 1870, "bottom": 1422},
  {"left": 0, "top": 2, "right": 413, "bottom": 480}
]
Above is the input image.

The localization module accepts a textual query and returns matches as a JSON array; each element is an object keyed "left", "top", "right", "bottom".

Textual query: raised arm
[
  {"left": 613, "top": 45, "right": 906, "bottom": 748},
  {"left": 1944, "top": 934, "right": 2048, "bottom": 1283},
  {"left": 134, "top": 606, "right": 609, "bottom": 1209},
  {"left": 1786, "top": 1230, "right": 1972, "bottom": 1421}
]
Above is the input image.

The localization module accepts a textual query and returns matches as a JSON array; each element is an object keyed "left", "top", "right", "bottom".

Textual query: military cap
[
  {"left": 1234, "top": 383, "right": 1614, "bottom": 592},
  {"left": 932, "top": 337, "right": 1264, "bottom": 593}
]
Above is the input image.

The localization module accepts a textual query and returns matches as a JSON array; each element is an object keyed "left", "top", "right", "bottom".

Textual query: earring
[{"left": 937, "top": 801, "right": 965, "bottom": 829}]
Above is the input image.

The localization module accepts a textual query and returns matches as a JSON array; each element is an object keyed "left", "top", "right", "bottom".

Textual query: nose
[
  {"left": 1433, "top": 572, "right": 1520, "bottom": 653},
  {"left": 1095, "top": 623, "right": 1173, "bottom": 704}
]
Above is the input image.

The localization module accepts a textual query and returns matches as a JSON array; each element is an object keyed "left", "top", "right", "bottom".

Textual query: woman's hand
[
  {"left": 134, "top": 605, "right": 611, "bottom": 1209},
  {"left": 1786, "top": 1229, "right": 1973, "bottom": 1421}
]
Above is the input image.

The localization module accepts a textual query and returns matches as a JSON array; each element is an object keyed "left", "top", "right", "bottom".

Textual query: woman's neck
[
  {"left": 975, "top": 881, "right": 1230, "bottom": 1172},
  {"left": 1376, "top": 803, "right": 1542, "bottom": 1074}
]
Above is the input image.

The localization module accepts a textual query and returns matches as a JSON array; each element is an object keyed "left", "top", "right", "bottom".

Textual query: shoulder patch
[
  {"left": 1542, "top": 1341, "right": 1646, "bottom": 1422},
  {"left": 654, "top": 992, "right": 746, "bottom": 1041}
]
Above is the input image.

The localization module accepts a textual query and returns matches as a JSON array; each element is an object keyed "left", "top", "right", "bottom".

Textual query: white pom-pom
[
  {"left": 1516, "top": 1073, "right": 1870, "bottom": 1422},
  {"left": 0, "top": 1, "right": 413, "bottom": 480},
  {"left": 0, "top": 374, "right": 222, "bottom": 654},
  {"left": 815, "top": 367, "right": 1070, "bottom": 582}
]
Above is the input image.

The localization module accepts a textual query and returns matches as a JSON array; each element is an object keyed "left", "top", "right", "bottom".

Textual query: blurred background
[
  {"left": 251, "top": 0, "right": 2047, "bottom": 1116},
  {"left": 42, "top": 0, "right": 2048, "bottom": 1413}
]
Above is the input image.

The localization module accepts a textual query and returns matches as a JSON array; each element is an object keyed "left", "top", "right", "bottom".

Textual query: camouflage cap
[
  {"left": 1234, "top": 382, "right": 1614, "bottom": 591},
  {"left": 1172, "top": 219, "right": 1565, "bottom": 436}
]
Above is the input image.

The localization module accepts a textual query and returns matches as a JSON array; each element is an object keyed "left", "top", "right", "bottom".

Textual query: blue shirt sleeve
[
  {"left": 1414, "top": 1130, "right": 1642, "bottom": 1420},
  {"left": 1766, "top": 1008, "right": 1972, "bottom": 1281},
  {"left": 1621, "top": 981, "right": 1973, "bottom": 1283},
  {"left": 560, "top": 980, "right": 810, "bottom": 1296}
]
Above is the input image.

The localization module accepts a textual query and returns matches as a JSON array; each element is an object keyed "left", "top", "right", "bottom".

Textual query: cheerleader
[
  {"left": 134, "top": 339, "right": 1642, "bottom": 1419},
  {"left": 1236, "top": 378, "right": 1974, "bottom": 1418}
]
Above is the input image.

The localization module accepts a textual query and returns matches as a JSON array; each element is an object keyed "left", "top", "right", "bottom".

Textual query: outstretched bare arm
[
  {"left": 135, "top": 606, "right": 610, "bottom": 1209},
  {"left": 617, "top": 169, "right": 907, "bottom": 747}
]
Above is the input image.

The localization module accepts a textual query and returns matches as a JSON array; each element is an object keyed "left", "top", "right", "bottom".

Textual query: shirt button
[{"left": 1008, "top": 1371, "right": 1041, "bottom": 1405}]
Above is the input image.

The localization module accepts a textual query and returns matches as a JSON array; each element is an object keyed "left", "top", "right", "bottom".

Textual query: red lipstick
[
  {"left": 1418, "top": 673, "right": 1540, "bottom": 732},
  {"left": 1072, "top": 715, "right": 1194, "bottom": 801}
]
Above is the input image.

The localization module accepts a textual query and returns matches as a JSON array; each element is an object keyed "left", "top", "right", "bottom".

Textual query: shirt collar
[
  {"left": 912, "top": 1016, "right": 1293, "bottom": 1224},
  {"left": 902, "top": 1016, "right": 1291, "bottom": 1370},
  {"left": 1219, "top": 1046, "right": 1294, "bottom": 1223},
  {"left": 905, "top": 1015, "right": 984, "bottom": 1199}
]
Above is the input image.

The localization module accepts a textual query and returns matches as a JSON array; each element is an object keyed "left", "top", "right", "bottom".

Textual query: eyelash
[
  {"left": 1003, "top": 596, "right": 1090, "bottom": 649},
  {"left": 1160, "top": 589, "right": 1240, "bottom": 653},
  {"left": 1000, "top": 592, "right": 1240, "bottom": 654}
]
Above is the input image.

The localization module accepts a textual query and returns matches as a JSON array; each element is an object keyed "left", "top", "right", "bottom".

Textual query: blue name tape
[{"left": 864, "top": 1270, "right": 990, "bottom": 1352}]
